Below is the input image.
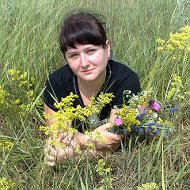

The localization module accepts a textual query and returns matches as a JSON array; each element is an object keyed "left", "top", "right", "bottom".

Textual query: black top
[{"left": 43, "top": 59, "right": 141, "bottom": 132}]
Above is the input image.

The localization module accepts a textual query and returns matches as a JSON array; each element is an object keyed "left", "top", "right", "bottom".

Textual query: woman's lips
[{"left": 81, "top": 69, "right": 94, "bottom": 73}]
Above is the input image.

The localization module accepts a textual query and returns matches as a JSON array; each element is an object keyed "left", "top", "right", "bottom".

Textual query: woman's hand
[
  {"left": 44, "top": 135, "right": 79, "bottom": 166},
  {"left": 92, "top": 123, "right": 124, "bottom": 151},
  {"left": 44, "top": 124, "right": 123, "bottom": 166}
]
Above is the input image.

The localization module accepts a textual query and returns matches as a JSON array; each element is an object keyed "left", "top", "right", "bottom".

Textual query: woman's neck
[{"left": 77, "top": 69, "right": 106, "bottom": 101}]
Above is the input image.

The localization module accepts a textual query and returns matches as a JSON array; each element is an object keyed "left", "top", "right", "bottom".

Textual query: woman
[{"left": 43, "top": 11, "right": 140, "bottom": 166}]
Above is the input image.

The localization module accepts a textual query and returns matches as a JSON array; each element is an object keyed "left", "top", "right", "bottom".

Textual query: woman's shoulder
[
  {"left": 48, "top": 64, "right": 73, "bottom": 82},
  {"left": 46, "top": 64, "right": 73, "bottom": 90},
  {"left": 109, "top": 59, "right": 138, "bottom": 78},
  {"left": 106, "top": 59, "right": 141, "bottom": 101}
]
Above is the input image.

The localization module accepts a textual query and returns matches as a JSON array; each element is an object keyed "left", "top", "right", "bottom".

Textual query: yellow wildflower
[
  {"left": 7, "top": 69, "right": 15, "bottom": 76},
  {"left": 0, "top": 86, "right": 7, "bottom": 106},
  {"left": 54, "top": 92, "right": 78, "bottom": 109},
  {"left": 95, "top": 159, "right": 113, "bottom": 189},
  {"left": 157, "top": 47, "right": 164, "bottom": 53},
  {"left": 166, "top": 44, "right": 175, "bottom": 51},
  {"left": 0, "top": 177, "right": 15, "bottom": 190},
  {"left": 166, "top": 74, "right": 183, "bottom": 101},
  {"left": 0, "top": 139, "right": 13, "bottom": 152},
  {"left": 137, "top": 182, "right": 159, "bottom": 190},
  {"left": 156, "top": 37, "right": 165, "bottom": 45}
]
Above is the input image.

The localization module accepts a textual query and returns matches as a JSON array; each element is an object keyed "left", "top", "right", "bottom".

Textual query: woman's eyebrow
[
  {"left": 84, "top": 46, "right": 98, "bottom": 51},
  {"left": 85, "top": 46, "right": 96, "bottom": 49},
  {"left": 66, "top": 45, "right": 97, "bottom": 54},
  {"left": 66, "top": 50, "right": 78, "bottom": 54}
]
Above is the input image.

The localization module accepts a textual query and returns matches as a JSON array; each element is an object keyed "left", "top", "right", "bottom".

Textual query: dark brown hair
[{"left": 59, "top": 11, "right": 107, "bottom": 55}]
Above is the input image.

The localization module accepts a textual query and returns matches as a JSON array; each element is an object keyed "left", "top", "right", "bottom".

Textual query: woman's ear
[
  {"left": 106, "top": 40, "right": 110, "bottom": 48},
  {"left": 105, "top": 40, "right": 111, "bottom": 59}
]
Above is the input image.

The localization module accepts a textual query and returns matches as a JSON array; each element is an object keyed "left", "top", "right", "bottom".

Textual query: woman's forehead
[{"left": 66, "top": 44, "right": 99, "bottom": 52}]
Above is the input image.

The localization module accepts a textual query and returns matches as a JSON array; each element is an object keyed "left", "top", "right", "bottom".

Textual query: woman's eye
[
  {"left": 87, "top": 49, "right": 96, "bottom": 54},
  {"left": 69, "top": 54, "right": 78, "bottom": 58}
]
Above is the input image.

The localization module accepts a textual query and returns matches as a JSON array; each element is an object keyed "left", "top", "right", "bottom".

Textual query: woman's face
[{"left": 65, "top": 41, "right": 110, "bottom": 82}]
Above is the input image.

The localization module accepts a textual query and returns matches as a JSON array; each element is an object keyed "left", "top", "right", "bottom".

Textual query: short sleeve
[{"left": 112, "top": 72, "right": 141, "bottom": 107}]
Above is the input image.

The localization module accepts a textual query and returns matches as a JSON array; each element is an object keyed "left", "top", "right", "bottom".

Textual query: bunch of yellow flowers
[
  {"left": 7, "top": 69, "right": 42, "bottom": 113},
  {"left": 157, "top": 25, "right": 190, "bottom": 53},
  {"left": 40, "top": 92, "right": 114, "bottom": 146}
]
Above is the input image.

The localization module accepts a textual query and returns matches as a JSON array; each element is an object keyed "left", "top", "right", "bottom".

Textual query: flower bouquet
[{"left": 109, "top": 90, "right": 176, "bottom": 140}]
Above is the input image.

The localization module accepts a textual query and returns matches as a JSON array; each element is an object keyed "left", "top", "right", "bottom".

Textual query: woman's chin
[{"left": 78, "top": 74, "right": 97, "bottom": 82}]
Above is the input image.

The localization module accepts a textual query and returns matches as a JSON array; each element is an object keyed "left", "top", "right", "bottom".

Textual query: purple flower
[
  {"left": 114, "top": 117, "right": 123, "bottom": 126},
  {"left": 136, "top": 114, "right": 143, "bottom": 121},
  {"left": 169, "top": 106, "right": 179, "bottom": 113},
  {"left": 147, "top": 122, "right": 155, "bottom": 127},
  {"left": 138, "top": 128, "right": 144, "bottom": 133},
  {"left": 149, "top": 100, "right": 161, "bottom": 112},
  {"left": 145, "top": 127, "right": 152, "bottom": 136},
  {"left": 154, "top": 129, "right": 160, "bottom": 135},
  {"left": 131, "top": 124, "right": 136, "bottom": 129},
  {"left": 140, "top": 105, "right": 146, "bottom": 112}
]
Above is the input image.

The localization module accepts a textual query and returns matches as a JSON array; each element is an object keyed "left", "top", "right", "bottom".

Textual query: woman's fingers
[
  {"left": 44, "top": 152, "right": 56, "bottom": 166},
  {"left": 61, "top": 138, "right": 77, "bottom": 147},
  {"left": 48, "top": 154, "right": 57, "bottom": 161},
  {"left": 45, "top": 144, "right": 57, "bottom": 156},
  {"left": 94, "top": 124, "right": 123, "bottom": 141},
  {"left": 91, "top": 123, "right": 125, "bottom": 151},
  {"left": 106, "top": 132, "right": 123, "bottom": 141},
  {"left": 46, "top": 161, "right": 56, "bottom": 167},
  {"left": 99, "top": 123, "right": 113, "bottom": 130},
  {"left": 56, "top": 146, "right": 77, "bottom": 161},
  {"left": 44, "top": 144, "right": 58, "bottom": 166},
  {"left": 44, "top": 138, "right": 79, "bottom": 166}
]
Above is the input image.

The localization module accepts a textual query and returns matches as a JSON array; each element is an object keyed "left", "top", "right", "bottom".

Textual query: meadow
[{"left": 0, "top": 0, "right": 190, "bottom": 189}]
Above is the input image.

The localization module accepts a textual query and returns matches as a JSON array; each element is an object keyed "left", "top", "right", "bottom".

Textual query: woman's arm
[{"left": 44, "top": 105, "right": 123, "bottom": 165}]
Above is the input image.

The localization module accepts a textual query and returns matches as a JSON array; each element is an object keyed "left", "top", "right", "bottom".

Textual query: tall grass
[{"left": 0, "top": 0, "right": 190, "bottom": 189}]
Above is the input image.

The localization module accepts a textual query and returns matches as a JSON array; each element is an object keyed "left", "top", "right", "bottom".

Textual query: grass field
[{"left": 0, "top": 0, "right": 190, "bottom": 189}]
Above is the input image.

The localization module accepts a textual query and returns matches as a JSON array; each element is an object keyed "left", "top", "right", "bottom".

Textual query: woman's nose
[{"left": 80, "top": 54, "right": 90, "bottom": 68}]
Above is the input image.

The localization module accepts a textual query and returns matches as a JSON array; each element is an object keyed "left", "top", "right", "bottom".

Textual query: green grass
[{"left": 0, "top": 0, "right": 190, "bottom": 189}]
